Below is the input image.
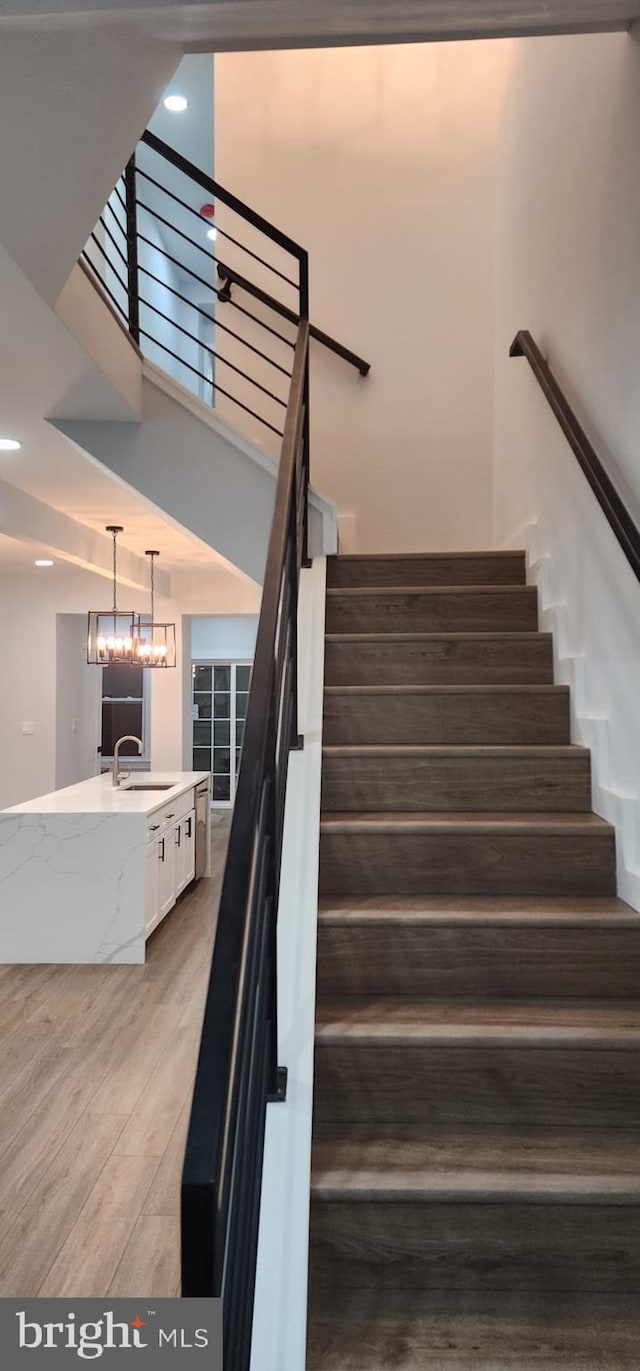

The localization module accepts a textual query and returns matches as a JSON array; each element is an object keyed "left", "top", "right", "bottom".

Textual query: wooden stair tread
[
  {"left": 317, "top": 895, "right": 637, "bottom": 925},
  {"left": 324, "top": 683, "right": 568, "bottom": 694},
  {"left": 326, "top": 585, "right": 537, "bottom": 597},
  {"left": 315, "top": 998, "right": 640, "bottom": 1045},
  {"left": 320, "top": 811, "right": 612, "bottom": 833},
  {"left": 329, "top": 551, "right": 526, "bottom": 562},
  {"left": 311, "top": 1129, "right": 640, "bottom": 1201},
  {"left": 325, "top": 631, "right": 550, "bottom": 640},
  {"left": 322, "top": 744, "right": 589, "bottom": 757},
  {"left": 306, "top": 1289, "right": 640, "bottom": 1370}
]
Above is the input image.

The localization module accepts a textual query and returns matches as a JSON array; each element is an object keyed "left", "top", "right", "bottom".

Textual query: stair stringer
[
  {"left": 52, "top": 361, "right": 337, "bottom": 587},
  {"left": 525, "top": 520, "right": 640, "bottom": 910}
]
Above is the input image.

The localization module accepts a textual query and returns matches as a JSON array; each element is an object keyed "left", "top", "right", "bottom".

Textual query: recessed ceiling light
[
  {"left": 164, "top": 94, "right": 187, "bottom": 113},
  {"left": 34, "top": 559, "right": 54, "bottom": 568},
  {"left": 207, "top": 227, "right": 217, "bottom": 242},
  {"left": 0, "top": 437, "right": 21, "bottom": 451}
]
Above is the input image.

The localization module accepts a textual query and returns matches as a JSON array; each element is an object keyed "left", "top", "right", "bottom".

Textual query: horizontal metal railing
[{"left": 82, "top": 129, "right": 369, "bottom": 441}]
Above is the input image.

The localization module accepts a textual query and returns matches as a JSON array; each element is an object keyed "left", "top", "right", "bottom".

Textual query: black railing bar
[
  {"left": 80, "top": 250, "right": 129, "bottom": 325},
  {"left": 221, "top": 845, "right": 271, "bottom": 1255},
  {"left": 135, "top": 171, "right": 299, "bottom": 290},
  {"left": 87, "top": 232, "right": 129, "bottom": 298},
  {"left": 141, "top": 128, "right": 306, "bottom": 262},
  {"left": 218, "top": 289, "right": 296, "bottom": 352},
  {"left": 217, "top": 817, "right": 268, "bottom": 1234},
  {"left": 510, "top": 330, "right": 640, "bottom": 584},
  {"left": 140, "top": 329, "right": 285, "bottom": 435},
  {"left": 225, "top": 961, "right": 270, "bottom": 1368},
  {"left": 137, "top": 233, "right": 295, "bottom": 350},
  {"left": 103, "top": 198, "right": 127, "bottom": 243},
  {"left": 99, "top": 212, "right": 128, "bottom": 271},
  {"left": 138, "top": 295, "right": 289, "bottom": 409},
  {"left": 136, "top": 265, "right": 292, "bottom": 377},
  {"left": 112, "top": 181, "right": 127, "bottom": 216},
  {"left": 218, "top": 263, "right": 370, "bottom": 377},
  {"left": 138, "top": 192, "right": 296, "bottom": 296},
  {"left": 182, "top": 323, "right": 308, "bottom": 1207}
]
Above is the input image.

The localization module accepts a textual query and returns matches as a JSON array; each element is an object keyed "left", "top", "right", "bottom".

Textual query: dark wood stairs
[{"left": 306, "top": 551, "right": 640, "bottom": 1369}]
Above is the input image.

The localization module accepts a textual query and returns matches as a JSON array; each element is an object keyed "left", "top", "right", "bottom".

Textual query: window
[
  {"left": 192, "top": 661, "right": 252, "bottom": 806},
  {"left": 101, "top": 663, "right": 149, "bottom": 762}
]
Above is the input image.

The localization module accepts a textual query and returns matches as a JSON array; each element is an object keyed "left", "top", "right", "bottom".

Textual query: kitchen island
[{"left": 0, "top": 772, "right": 211, "bottom": 964}]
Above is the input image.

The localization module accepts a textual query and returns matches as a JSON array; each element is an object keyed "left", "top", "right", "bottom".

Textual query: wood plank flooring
[{"left": 0, "top": 812, "right": 229, "bottom": 1299}]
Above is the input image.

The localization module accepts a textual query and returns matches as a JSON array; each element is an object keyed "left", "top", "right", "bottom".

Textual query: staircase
[{"left": 307, "top": 551, "right": 640, "bottom": 1369}]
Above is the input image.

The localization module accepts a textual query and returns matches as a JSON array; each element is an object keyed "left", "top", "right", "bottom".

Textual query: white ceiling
[
  {"left": 0, "top": 531, "right": 61, "bottom": 571},
  {"left": 2, "top": 1, "right": 639, "bottom": 46}
]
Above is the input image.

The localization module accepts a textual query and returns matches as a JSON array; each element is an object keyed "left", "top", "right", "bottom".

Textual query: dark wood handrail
[
  {"left": 217, "top": 262, "right": 371, "bottom": 377},
  {"left": 510, "top": 330, "right": 640, "bottom": 583}
]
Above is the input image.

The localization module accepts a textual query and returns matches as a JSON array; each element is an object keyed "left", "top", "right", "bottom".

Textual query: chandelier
[
  {"left": 135, "top": 551, "right": 177, "bottom": 669},
  {"left": 87, "top": 526, "right": 138, "bottom": 665}
]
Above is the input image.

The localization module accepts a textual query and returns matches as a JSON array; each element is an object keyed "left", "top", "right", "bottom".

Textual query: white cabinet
[
  {"left": 144, "top": 793, "right": 199, "bottom": 939},
  {"left": 174, "top": 808, "right": 196, "bottom": 900},
  {"left": 145, "top": 833, "right": 160, "bottom": 934},
  {"left": 158, "top": 827, "right": 177, "bottom": 921},
  {"left": 184, "top": 808, "right": 196, "bottom": 886},
  {"left": 174, "top": 816, "right": 187, "bottom": 899}
]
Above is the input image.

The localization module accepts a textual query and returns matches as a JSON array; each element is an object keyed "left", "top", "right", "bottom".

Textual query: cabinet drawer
[{"left": 173, "top": 788, "right": 195, "bottom": 824}]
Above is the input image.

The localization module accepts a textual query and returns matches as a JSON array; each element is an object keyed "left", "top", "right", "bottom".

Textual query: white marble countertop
[{"left": 1, "top": 771, "right": 211, "bottom": 817}]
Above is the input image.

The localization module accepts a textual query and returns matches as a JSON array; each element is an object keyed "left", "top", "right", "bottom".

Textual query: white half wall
[
  {"left": 494, "top": 30, "right": 640, "bottom": 907},
  {"left": 215, "top": 42, "right": 511, "bottom": 552},
  {"left": 250, "top": 557, "right": 326, "bottom": 1371}
]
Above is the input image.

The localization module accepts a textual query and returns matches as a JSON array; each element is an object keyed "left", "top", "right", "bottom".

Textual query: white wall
[
  {"left": 55, "top": 615, "right": 102, "bottom": 790},
  {"left": 215, "top": 42, "right": 511, "bottom": 552},
  {"left": 493, "top": 31, "right": 640, "bottom": 906},
  {"left": 191, "top": 614, "right": 258, "bottom": 659}
]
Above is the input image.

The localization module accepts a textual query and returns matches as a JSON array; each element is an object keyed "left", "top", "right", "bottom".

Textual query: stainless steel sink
[{"left": 122, "top": 783, "right": 175, "bottom": 792}]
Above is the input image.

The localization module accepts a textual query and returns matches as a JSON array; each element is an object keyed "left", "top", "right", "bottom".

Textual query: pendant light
[
  {"left": 135, "top": 551, "right": 177, "bottom": 668},
  {"left": 87, "top": 525, "right": 138, "bottom": 665}
]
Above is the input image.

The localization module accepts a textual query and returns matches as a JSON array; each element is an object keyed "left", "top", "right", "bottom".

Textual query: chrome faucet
[{"left": 112, "top": 735, "right": 143, "bottom": 787}]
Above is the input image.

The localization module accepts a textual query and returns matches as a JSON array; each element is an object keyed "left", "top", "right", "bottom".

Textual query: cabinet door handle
[
  {"left": 186, "top": 817, "right": 192, "bottom": 839},
  {"left": 159, "top": 839, "right": 165, "bottom": 862},
  {"left": 149, "top": 824, "right": 160, "bottom": 832},
  {"left": 166, "top": 812, "right": 175, "bottom": 819},
  {"left": 176, "top": 825, "right": 181, "bottom": 846}
]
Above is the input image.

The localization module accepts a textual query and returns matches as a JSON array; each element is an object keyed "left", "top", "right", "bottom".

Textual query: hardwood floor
[{"left": 0, "top": 812, "right": 230, "bottom": 1298}]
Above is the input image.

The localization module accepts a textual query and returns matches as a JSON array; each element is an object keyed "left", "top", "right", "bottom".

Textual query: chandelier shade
[
  {"left": 87, "top": 527, "right": 139, "bottom": 666},
  {"left": 137, "top": 551, "right": 177, "bottom": 669}
]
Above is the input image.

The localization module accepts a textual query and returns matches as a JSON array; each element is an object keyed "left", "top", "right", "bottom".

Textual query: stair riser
[
  {"left": 323, "top": 689, "right": 571, "bottom": 746},
  {"left": 324, "top": 636, "right": 554, "bottom": 687},
  {"left": 321, "top": 752, "right": 591, "bottom": 813},
  {"left": 316, "top": 923, "right": 640, "bottom": 999},
  {"left": 327, "top": 554, "right": 527, "bottom": 588},
  {"left": 309, "top": 1201, "right": 640, "bottom": 1292},
  {"left": 313, "top": 1044, "right": 640, "bottom": 1127},
  {"left": 326, "top": 590, "right": 538, "bottom": 636},
  {"left": 319, "top": 831, "right": 616, "bottom": 897}
]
